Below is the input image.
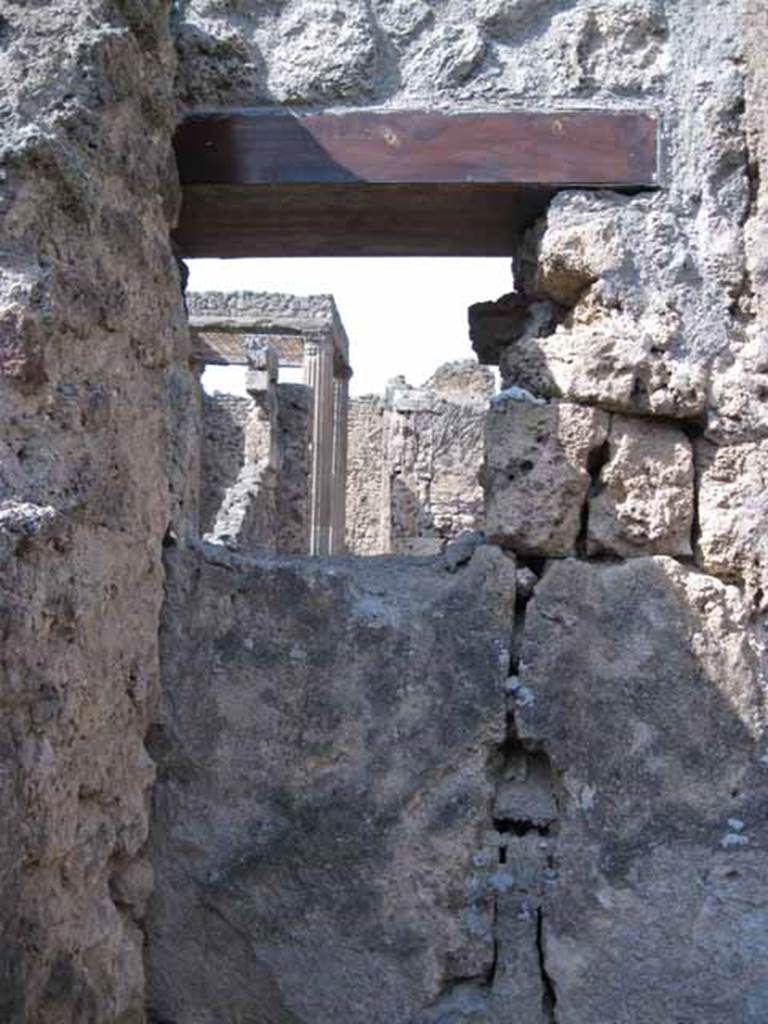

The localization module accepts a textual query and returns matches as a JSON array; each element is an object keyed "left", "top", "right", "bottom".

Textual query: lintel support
[{"left": 173, "top": 109, "right": 658, "bottom": 258}]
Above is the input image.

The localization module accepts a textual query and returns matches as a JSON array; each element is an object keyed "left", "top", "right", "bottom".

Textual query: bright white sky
[{"left": 188, "top": 257, "right": 514, "bottom": 397}]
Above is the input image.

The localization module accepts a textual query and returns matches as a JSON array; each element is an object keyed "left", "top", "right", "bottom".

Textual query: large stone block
[
  {"left": 148, "top": 542, "right": 516, "bottom": 1024},
  {"left": 517, "top": 558, "right": 768, "bottom": 1024},
  {"left": 483, "top": 397, "right": 609, "bottom": 556},
  {"left": 696, "top": 439, "right": 768, "bottom": 608},
  {"left": 501, "top": 315, "right": 707, "bottom": 420},
  {"left": 588, "top": 415, "right": 694, "bottom": 557}
]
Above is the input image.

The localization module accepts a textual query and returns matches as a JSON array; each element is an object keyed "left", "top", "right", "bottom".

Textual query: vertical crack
[
  {"left": 496, "top": 568, "right": 561, "bottom": 1021},
  {"left": 536, "top": 908, "right": 558, "bottom": 1023},
  {"left": 689, "top": 438, "right": 703, "bottom": 562},
  {"left": 486, "top": 887, "right": 500, "bottom": 988},
  {"left": 576, "top": 436, "right": 611, "bottom": 557},
  {"left": 428, "top": 561, "right": 561, "bottom": 1021}
]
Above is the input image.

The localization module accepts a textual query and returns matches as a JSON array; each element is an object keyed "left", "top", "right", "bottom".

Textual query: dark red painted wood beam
[{"left": 173, "top": 110, "right": 658, "bottom": 258}]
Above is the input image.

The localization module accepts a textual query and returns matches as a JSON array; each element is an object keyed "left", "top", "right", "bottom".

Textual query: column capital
[{"left": 302, "top": 330, "right": 335, "bottom": 358}]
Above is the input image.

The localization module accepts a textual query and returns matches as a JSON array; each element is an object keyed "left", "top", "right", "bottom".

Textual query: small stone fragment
[
  {"left": 443, "top": 530, "right": 486, "bottom": 572},
  {"left": 515, "top": 567, "right": 539, "bottom": 600}
]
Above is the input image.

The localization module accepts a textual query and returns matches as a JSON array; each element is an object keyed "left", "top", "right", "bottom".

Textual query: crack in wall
[
  {"left": 575, "top": 435, "right": 611, "bottom": 558},
  {"left": 494, "top": 574, "right": 560, "bottom": 1023},
  {"left": 536, "top": 908, "right": 558, "bottom": 1024},
  {"left": 415, "top": 563, "right": 561, "bottom": 1023}
]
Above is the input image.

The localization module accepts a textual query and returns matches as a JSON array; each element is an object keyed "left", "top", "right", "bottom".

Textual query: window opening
[{"left": 188, "top": 256, "right": 512, "bottom": 557}]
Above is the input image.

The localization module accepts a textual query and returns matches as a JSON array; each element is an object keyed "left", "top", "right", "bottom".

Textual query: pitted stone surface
[
  {"left": 588, "top": 415, "right": 694, "bottom": 558},
  {"left": 696, "top": 438, "right": 768, "bottom": 609},
  {"left": 483, "top": 398, "right": 609, "bottom": 556},
  {"left": 147, "top": 543, "right": 515, "bottom": 1024},
  {"left": 0, "top": 2, "right": 192, "bottom": 1019},
  {"left": 174, "top": 0, "right": 670, "bottom": 109},
  {"left": 501, "top": 314, "right": 707, "bottom": 420}
]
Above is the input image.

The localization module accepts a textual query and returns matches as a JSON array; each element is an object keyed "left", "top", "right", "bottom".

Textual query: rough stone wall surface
[
  {"left": 345, "top": 395, "right": 389, "bottom": 555},
  {"left": 199, "top": 384, "right": 312, "bottom": 553},
  {"left": 187, "top": 289, "right": 341, "bottom": 327},
  {"left": 474, "top": 2, "right": 768, "bottom": 1018},
  {"left": 3, "top": 1, "right": 767, "bottom": 1023},
  {"left": 347, "top": 361, "right": 493, "bottom": 555},
  {"left": 0, "top": 1, "right": 193, "bottom": 1020},
  {"left": 162, "top": 4, "right": 768, "bottom": 1020},
  {"left": 174, "top": 0, "right": 670, "bottom": 110},
  {"left": 517, "top": 558, "right": 768, "bottom": 1023},
  {"left": 199, "top": 393, "right": 250, "bottom": 536},
  {"left": 275, "top": 382, "right": 312, "bottom": 554},
  {"left": 148, "top": 541, "right": 517, "bottom": 1024}
]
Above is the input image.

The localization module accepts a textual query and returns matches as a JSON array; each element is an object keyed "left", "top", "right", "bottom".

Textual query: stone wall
[
  {"left": 468, "top": 2, "right": 768, "bottom": 1015},
  {"left": 275, "top": 383, "right": 312, "bottom": 554},
  {"left": 346, "top": 395, "right": 389, "bottom": 555},
  {"left": 167, "top": 2, "right": 768, "bottom": 1020},
  {"left": 199, "top": 384, "right": 312, "bottom": 553},
  {"left": 347, "top": 361, "right": 494, "bottom": 555},
  {"left": 199, "top": 393, "right": 250, "bottom": 536},
  {"left": 2, "top": 1, "right": 768, "bottom": 1022},
  {"left": 174, "top": 0, "right": 669, "bottom": 111},
  {"left": 148, "top": 541, "right": 517, "bottom": 1024},
  {"left": 0, "top": 2, "right": 195, "bottom": 1019}
]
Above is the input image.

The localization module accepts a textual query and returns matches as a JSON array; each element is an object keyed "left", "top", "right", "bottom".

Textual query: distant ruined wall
[
  {"left": 275, "top": 382, "right": 312, "bottom": 555},
  {"left": 347, "top": 361, "right": 494, "bottom": 555},
  {"left": 346, "top": 395, "right": 389, "bottom": 555},
  {"left": 199, "top": 393, "right": 250, "bottom": 536},
  {"left": 200, "top": 385, "right": 311, "bottom": 553},
  {"left": 0, "top": 2, "right": 195, "bottom": 1020}
]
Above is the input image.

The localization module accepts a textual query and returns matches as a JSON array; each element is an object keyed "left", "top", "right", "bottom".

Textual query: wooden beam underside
[
  {"left": 174, "top": 110, "right": 658, "bottom": 258},
  {"left": 190, "top": 332, "right": 306, "bottom": 366}
]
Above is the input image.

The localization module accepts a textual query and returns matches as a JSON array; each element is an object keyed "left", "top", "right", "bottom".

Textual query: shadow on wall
[
  {"left": 199, "top": 392, "right": 249, "bottom": 536},
  {"left": 143, "top": 527, "right": 768, "bottom": 1023},
  {"left": 515, "top": 555, "right": 768, "bottom": 1024}
]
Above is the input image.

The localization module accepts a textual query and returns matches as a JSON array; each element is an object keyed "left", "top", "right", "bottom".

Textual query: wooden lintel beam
[
  {"left": 173, "top": 110, "right": 658, "bottom": 258},
  {"left": 176, "top": 110, "right": 658, "bottom": 188}
]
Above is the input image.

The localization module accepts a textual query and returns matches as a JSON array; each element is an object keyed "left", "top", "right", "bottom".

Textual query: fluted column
[
  {"left": 329, "top": 371, "right": 350, "bottom": 554},
  {"left": 303, "top": 333, "right": 335, "bottom": 555}
]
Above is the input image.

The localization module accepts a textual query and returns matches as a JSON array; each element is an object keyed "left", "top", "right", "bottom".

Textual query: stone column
[
  {"left": 329, "top": 370, "right": 350, "bottom": 554},
  {"left": 304, "top": 333, "right": 335, "bottom": 555},
  {"left": 244, "top": 342, "right": 279, "bottom": 468}
]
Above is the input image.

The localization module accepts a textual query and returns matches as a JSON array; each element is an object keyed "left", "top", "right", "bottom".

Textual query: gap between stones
[{"left": 496, "top": 572, "right": 560, "bottom": 1023}]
